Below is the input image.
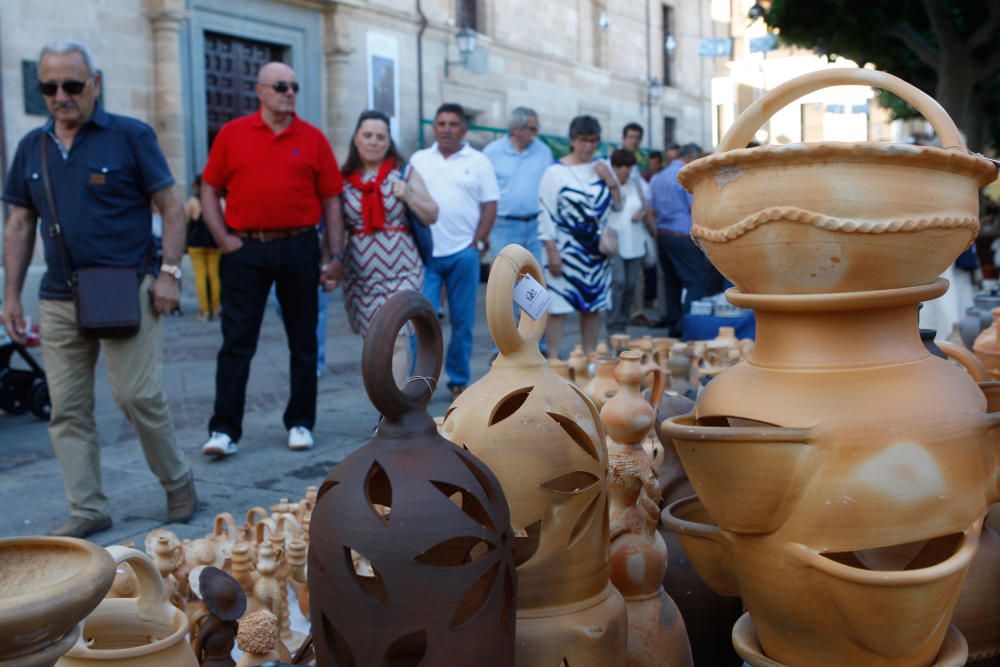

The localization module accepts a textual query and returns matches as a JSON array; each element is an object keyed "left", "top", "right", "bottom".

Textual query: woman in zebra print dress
[
  {"left": 539, "top": 115, "right": 622, "bottom": 358},
  {"left": 340, "top": 111, "right": 438, "bottom": 383}
]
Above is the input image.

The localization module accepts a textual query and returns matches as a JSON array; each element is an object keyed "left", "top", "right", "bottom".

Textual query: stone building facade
[{"left": 1, "top": 0, "right": 720, "bottom": 312}]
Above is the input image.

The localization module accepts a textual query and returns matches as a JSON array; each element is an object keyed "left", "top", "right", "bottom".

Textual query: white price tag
[{"left": 513, "top": 273, "right": 552, "bottom": 320}]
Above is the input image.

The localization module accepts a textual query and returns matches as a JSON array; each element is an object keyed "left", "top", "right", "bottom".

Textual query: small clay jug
[
  {"left": 569, "top": 345, "right": 590, "bottom": 384},
  {"left": 309, "top": 290, "right": 516, "bottom": 666},
  {"left": 610, "top": 333, "right": 631, "bottom": 358},
  {"left": 585, "top": 358, "right": 619, "bottom": 411},
  {"left": 974, "top": 308, "right": 1000, "bottom": 380},
  {"left": 603, "top": 353, "right": 693, "bottom": 667},
  {"left": 441, "top": 244, "right": 626, "bottom": 667}
]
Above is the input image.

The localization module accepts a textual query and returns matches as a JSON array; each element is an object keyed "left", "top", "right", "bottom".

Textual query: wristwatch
[
  {"left": 475, "top": 240, "right": 487, "bottom": 252},
  {"left": 160, "top": 263, "right": 182, "bottom": 281}
]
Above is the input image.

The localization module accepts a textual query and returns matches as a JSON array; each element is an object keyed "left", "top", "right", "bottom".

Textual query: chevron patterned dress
[{"left": 342, "top": 165, "right": 424, "bottom": 335}]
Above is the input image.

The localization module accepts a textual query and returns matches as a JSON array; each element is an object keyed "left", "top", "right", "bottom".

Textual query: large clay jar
[
  {"left": 56, "top": 545, "right": 198, "bottom": 667},
  {"left": 441, "top": 244, "right": 627, "bottom": 667},
  {"left": 678, "top": 69, "right": 996, "bottom": 295},
  {"left": 308, "top": 290, "right": 516, "bottom": 667},
  {"left": 604, "top": 352, "right": 692, "bottom": 667},
  {"left": 974, "top": 308, "right": 1000, "bottom": 380},
  {"left": 0, "top": 537, "right": 115, "bottom": 667}
]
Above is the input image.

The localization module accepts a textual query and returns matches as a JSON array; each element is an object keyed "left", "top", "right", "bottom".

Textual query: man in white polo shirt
[{"left": 411, "top": 103, "right": 499, "bottom": 398}]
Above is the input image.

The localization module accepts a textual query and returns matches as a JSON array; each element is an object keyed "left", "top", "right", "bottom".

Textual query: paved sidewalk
[{"left": 0, "top": 269, "right": 651, "bottom": 547}]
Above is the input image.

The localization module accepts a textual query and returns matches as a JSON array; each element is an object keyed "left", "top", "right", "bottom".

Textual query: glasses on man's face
[
  {"left": 270, "top": 81, "right": 300, "bottom": 94},
  {"left": 37, "top": 79, "right": 88, "bottom": 96}
]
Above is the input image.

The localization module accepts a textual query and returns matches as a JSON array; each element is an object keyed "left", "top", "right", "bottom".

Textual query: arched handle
[
  {"left": 213, "top": 512, "right": 237, "bottom": 541},
  {"left": 936, "top": 340, "right": 991, "bottom": 382},
  {"left": 641, "top": 362, "right": 666, "bottom": 415},
  {"left": 362, "top": 289, "right": 443, "bottom": 421},
  {"left": 717, "top": 69, "right": 965, "bottom": 153},
  {"left": 105, "top": 545, "right": 174, "bottom": 629},
  {"left": 487, "top": 244, "right": 548, "bottom": 358}
]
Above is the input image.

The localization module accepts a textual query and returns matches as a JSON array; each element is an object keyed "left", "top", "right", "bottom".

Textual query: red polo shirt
[{"left": 202, "top": 111, "right": 343, "bottom": 231}]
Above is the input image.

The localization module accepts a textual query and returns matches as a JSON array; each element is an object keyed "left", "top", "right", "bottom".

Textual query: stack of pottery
[
  {"left": 603, "top": 352, "right": 692, "bottom": 667},
  {"left": 441, "top": 244, "right": 627, "bottom": 666},
  {"left": 309, "top": 290, "right": 516, "bottom": 665},
  {"left": 0, "top": 537, "right": 115, "bottom": 667},
  {"left": 659, "top": 69, "right": 999, "bottom": 667}
]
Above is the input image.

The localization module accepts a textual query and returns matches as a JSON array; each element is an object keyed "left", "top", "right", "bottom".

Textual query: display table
[{"left": 681, "top": 311, "right": 755, "bottom": 341}]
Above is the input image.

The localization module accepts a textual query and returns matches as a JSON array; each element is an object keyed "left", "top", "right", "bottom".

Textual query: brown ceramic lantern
[
  {"left": 441, "top": 244, "right": 627, "bottom": 667},
  {"left": 308, "top": 290, "right": 516, "bottom": 667}
]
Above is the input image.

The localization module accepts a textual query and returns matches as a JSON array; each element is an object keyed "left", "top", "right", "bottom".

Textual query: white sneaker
[
  {"left": 288, "top": 426, "right": 314, "bottom": 451},
  {"left": 202, "top": 432, "right": 237, "bottom": 458}
]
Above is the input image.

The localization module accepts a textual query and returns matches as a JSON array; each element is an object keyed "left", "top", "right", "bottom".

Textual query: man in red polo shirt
[{"left": 199, "top": 61, "right": 344, "bottom": 456}]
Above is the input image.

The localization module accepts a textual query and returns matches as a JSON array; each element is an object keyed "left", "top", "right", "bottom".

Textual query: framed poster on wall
[{"left": 366, "top": 32, "right": 400, "bottom": 143}]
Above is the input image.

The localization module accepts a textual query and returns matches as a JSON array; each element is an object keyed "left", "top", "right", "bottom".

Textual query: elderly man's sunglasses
[
  {"left": 38, "top": 79, "right": 88, "bottom": 96},
  {"left": 271, "top": 81, "right": 300, "bottom": 94}
]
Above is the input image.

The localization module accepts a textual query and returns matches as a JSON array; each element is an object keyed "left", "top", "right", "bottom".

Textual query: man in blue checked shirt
[{"left": 649, "top": 142, "right": 712, "bottom": 337}]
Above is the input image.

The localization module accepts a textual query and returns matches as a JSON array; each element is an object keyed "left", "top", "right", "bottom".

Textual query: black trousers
[
  {"left": 210, "top": 229, "right": 319, "bottom": 442},
  {"left": 657, "top": 232, "right": 714, "bottom": 335}
]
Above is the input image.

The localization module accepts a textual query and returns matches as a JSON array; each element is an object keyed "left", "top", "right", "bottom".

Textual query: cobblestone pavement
[{"left": 0, "top": 262, "right": 657, "bottom": 546}]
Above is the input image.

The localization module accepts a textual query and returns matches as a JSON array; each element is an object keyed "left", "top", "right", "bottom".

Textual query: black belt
[{"left": 500, "top": 213, "right": 539, "bottom": 222}]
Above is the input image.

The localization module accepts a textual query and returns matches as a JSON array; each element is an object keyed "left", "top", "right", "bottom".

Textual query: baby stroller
[{"left": 0, "top": 315, "right": 50, "bottom": 420}]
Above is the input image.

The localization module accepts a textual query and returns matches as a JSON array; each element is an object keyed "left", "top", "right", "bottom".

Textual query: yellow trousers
[{"left": 188, "top": 246, "right": 222, "bottom": 314}]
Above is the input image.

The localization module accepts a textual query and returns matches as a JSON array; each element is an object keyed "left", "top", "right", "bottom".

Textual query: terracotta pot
[
  {"left": 677, "top": 69, "right": 996, "bottom": 295},
  {"left": 609, "top": 333, "right": 631, "bottom": 358},
  {"left": 309, "top": 290, "right": 516, "bottom": 666},
  {"left": 937, "top": 339, "right": 991, "bottom": 382},
  {"left": 441, "top": 244, "right": 626, "bottom": 667},
  {"left": 585, "top": 358, "right": 619, "bottom": 411},
  {"left": 668, "top": 281, "right": 1000, "bottom": 548},
  {"left": 732, "top": 614, "right": 969, "bottom": 667},
  {"left": 603, "top": 352, "right": 691, "bottom": 667},
  {"left": 974, "top": 308, "right": 1000, "bottom": 380},
  {"left": 56, "top": 546, "right": 197, "bottom": 667},
  {"left": 0, "top": 537, "right": 115, "bottom": 667},
  {"left": 568, "top": 345, "right": 590, "bottom": 384},
  {"left": 951, "top": 506, "right": 1000, "bottom": 664},
  {"left": 207, "top": 513, "right": 239, "bottom": 559}
]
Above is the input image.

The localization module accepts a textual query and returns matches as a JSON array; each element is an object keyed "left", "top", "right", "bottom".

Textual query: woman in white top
[
  {"left": 538, "top": 115, "right": 622, "bottom": 357},
  {"left": 606, "top": 148, "right": 654, "bottom": 334}
]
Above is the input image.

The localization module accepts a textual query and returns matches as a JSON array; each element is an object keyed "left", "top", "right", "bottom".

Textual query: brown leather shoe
[
  {"left": 166, "top": 472, "right": 198, "bottom": 523},
  {"left": 48, "top": 514, "right": 112, "bottom": 538}
]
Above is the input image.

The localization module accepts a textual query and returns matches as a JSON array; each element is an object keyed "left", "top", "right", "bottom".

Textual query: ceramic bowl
[
  {"left": 0, "top": 537, "right": 114, "bottom": 661},
  {"left": 679, "top": 143, "right": 994, "bottom": 294}
]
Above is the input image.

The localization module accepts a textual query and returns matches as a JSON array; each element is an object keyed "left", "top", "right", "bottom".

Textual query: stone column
[
  {"left": 323, "top": 5, "right": 356, "bottom": 156},
  {"left": 147, "top": 0, "right": 188, "bottom": 188}
]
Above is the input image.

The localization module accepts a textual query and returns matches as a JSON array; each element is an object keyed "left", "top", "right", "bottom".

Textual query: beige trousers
[{"left": 39, "top": 275, "right": 190, "bottom": 520}]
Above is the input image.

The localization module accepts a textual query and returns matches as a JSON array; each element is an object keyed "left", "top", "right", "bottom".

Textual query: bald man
[{"left": 199, "top": 62, "right": 345, "bottom": 456}]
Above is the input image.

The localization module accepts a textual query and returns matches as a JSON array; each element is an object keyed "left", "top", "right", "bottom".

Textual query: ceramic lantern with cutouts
[
  {"left": 308, "top": 290, "right": 516, "bottom": 667},
  {"left": 440, "top": 244, "right": 628, "bottom": 667}
]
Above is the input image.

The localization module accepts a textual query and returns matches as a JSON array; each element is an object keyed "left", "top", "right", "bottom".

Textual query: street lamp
[
  {"left": 445, "top": 26, "right": 478, "bottom": 77},
  {"left": 649, "top": 78, "right": 665, "bottom": 100}
]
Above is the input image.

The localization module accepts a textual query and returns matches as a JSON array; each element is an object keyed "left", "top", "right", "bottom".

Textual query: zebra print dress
[
  {"left": 538, "top": 161, "right": 614, "bottom": 314},
  {"left": 342, "top": 164, "right": 424, "bottom": 335}
]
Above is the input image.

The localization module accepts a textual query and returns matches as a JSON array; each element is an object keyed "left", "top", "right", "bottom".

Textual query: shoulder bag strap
[{"left": 39, "top": 134, "right": 76, "bottom": 288}]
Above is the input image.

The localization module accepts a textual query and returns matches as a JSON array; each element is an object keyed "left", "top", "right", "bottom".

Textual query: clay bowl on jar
[
  {"left": 659, "top": 495, "right": 740, "bottom": 598},
  {"left": 678, "top": 69, "right": 996, "bottom": 294},
  {"left": 0, "top": 536, "right": 115, "bottom": 664},
  {"left": 732, "top": 521, "right": 979, "bottom": 667}
]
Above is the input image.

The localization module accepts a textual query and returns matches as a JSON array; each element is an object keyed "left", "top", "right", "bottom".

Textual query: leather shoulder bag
[{"left": 40, "top": 135, "right": 142, "bottom": 339}]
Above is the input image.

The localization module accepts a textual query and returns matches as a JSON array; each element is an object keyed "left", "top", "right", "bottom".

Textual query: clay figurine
[
  {"left": 235, "top": 611, "right": 285, "bottom": 667},
  {"left": 191, "top": 567, "right": 246, "bottom": 667}
]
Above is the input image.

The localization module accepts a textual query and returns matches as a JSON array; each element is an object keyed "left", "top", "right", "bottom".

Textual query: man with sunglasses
[
  {"left": 198, "top": 61, "right": 344, "bottom": 458},
  {"left": 1, "top": 40, "right": 196, "bottom": 539}
]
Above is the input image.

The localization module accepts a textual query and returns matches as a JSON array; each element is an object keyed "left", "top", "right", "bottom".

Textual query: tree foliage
[{"left": 765, "top": 0, "right": 1000, "bottom": 152}]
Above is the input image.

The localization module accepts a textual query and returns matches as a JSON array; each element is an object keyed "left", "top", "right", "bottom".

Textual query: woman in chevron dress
[
  {"left": 341, "top": 111, "right": 438, "bottom": 382},
  {"left": 539, "top": 115, "right": 622, "bottom": 358}
]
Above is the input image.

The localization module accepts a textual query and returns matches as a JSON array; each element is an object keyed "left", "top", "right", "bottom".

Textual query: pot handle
[
  {"left": 717, "top": 69, "right": 965, "bottom": 153},
  {"left": 487, "top": 244, "right": 548, "bottom": 358},
  {"left": 641, "top": 361, "right": 666, "bottom": 416},
  {"left": 936, "top": 340, "right": 990, "bottom": 382},
  {"left": 362, "top": 289, "right": 443, "bottom": 421},
  {"left": 213, "top": 512, "right": 238, "bottom": 542},
  {"left": 105, "top": 545, "right": 174, "bottom": 629}
]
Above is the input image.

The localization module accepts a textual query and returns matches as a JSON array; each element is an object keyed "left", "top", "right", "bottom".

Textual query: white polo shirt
[{"left": 410, "top": 142, "right": 500, "bottom": 257}]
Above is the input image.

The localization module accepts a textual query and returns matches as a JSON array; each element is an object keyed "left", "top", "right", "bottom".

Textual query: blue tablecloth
[{"left": 681, "top": 311, "right": 756, "bottom": 341}]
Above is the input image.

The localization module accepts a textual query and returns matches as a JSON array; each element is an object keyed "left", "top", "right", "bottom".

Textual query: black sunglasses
[
  {"left": 38, "top": 79, "right": 88, "bottom": 96},
  {"left": 270, "top": 81, "right": 300, "bottom": 94}
]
